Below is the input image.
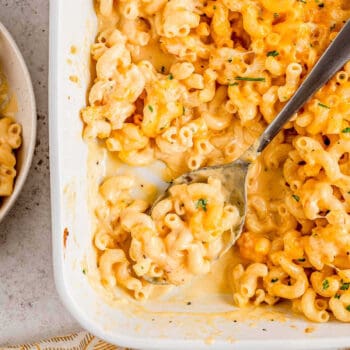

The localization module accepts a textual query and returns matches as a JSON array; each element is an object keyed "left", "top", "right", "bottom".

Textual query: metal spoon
[{"left": 147, "top": 20, "right": 350, "bottom": 285}]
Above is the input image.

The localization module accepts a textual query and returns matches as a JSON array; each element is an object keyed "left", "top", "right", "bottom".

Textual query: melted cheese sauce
[
  {"left": 1, "top": 94, "right": 18, "bottom": 116},
  {"left": 256, "top": 166, "right": 288, "bottom": 200}
]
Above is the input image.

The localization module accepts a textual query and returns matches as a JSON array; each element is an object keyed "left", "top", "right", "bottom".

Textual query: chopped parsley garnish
[
  {"left": 322, "top": 279, "right": 329, "bottom": 290},
  {"left": 292, "top": 194, "right": 300, "bottom": 202},
  {"left": 196, "top": 198, "right": 208, "bottom": 212},
  {"left": 148, "top": 105, "right": 154, "bottom": 112},
  {"left": 213, "top": 5, "right": 217, "bottom": 10},
  {"left": 235, "top": 76, "right": 265, "bottom": 82},
  {"left": 346, "top": 305, "right": 350, "bottom": 312},
  {"left": 318, "top": 102, "right": 330, "bottom": 109},
  {"left": 267, "top": 50, "right": 279, "bottom": 57},
  {"left": 340, "top": 281, "right": 350, "bottom": 290},
  {"left": 298, "top": 258, "right": 306, "bottom": 262},
  {"left": 342, "top": 127, "right": 350, "bottom": 133},
  {"left": 334, "top": 294, "right": 341, "bottom": 299},
  {"left": 182, "top": 106, "right": 185, "bottom": 115},
  {"left": 271, "top": 278, "right": 278, "bottom": 283},
  {"left": 168, "top": 73, "right": 174, "bottom": 80},
  {"left": 82, "top": 269, "right": 87, "bottom": 275},
  {"left": 229, "top": 82, "right": 239, "bottom": 86},
  {"left": 273, "top": 13, "right": 279, "bottom": 18}
]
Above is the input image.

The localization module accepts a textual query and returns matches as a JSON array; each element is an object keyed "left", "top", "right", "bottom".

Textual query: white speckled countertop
[{"left": 0, "top": 0, "right": 80, "bottom": 346}]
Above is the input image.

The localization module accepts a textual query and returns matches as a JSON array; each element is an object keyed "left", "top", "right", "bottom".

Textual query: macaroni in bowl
[
  {"left": 0, "top": 69, "right": 22, "bottom": 198},
  {"left": 82, "top": 0, "right": 350, "bottom": 322}
]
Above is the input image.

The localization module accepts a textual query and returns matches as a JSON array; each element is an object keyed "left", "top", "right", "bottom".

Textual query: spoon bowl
[{"left": 155, "top": 157, "right": 250, "bottom": 245}]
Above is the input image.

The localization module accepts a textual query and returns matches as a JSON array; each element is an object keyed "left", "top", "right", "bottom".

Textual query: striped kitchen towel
[{"left": 1, "top": 332, "right": 130, "bottom": 350}]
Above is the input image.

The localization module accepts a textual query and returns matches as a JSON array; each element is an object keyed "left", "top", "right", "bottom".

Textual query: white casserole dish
[{"left": 49, "top": 1, "right": 350, "bottom": 348}]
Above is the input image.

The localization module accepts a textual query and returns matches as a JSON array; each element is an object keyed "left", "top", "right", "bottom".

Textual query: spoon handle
[{"left": 256, "top": 20, "right": 350, "bottom": 153}]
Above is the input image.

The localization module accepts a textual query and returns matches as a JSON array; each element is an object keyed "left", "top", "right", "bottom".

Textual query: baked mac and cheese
[
  {"left": 0, "top": 69, "right": 22, "bottom": 198},
  {"left": 82, "top": 0, "right": 350, "bottom": 322}
]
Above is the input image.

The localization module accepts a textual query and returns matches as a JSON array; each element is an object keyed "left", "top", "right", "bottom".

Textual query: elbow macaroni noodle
[
  {"left": 83, "top": 0, "right": 350, "bottom": 322},
  {"left": 0, "top": 69, "right": 21, "bottom": 198}
]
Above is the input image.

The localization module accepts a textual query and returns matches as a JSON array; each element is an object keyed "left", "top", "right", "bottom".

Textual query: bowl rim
[{"left": 0, "top": 21, "right": 37, "bottom": 223}]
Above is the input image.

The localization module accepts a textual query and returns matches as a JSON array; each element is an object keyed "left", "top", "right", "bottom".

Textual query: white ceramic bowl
[{"left": 0, "top": 22, "right": 36, "bottom": 223}]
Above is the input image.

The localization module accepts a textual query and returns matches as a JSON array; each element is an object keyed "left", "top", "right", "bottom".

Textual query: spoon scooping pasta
[{"left": 145, "top": 20, "right": 350, "bottom": 285}]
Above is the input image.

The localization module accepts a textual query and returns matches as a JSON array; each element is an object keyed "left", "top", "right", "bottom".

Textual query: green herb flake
[
  {"left": 235, "top": 76, "right": 266, "bottom": 82},
  {"left": 318, "top": 102, "right": 330, "bottom": 109},
  {"left": 148, "top": 105, "right": 154, "bottom": 112},
  {"left": 273, "top": 13, "right": 279, "bottom": 18},
  {"left": 213, "top": 5, "right": 217, "bottom": 10},
  {"left": 82, "top": 269, "right": 87, "bottom": 275},
  {"left": 346, "top": 305, "right": 350, "bottom": 312},
  {"left": 168, "top": 73, "right": 174, "bottom": 80},
  {"left": 298, "top": 258, "right": 306, "bottom": 262},
  {"left": 340, "top": 281, "right": 350, "bottom": 290},
  {"left": 322, "top": 279, "right": 330, "bottom": 290},
  {"left": 196, "top": 198, "right": 208, "bottom": 212},
  {"left": 229, "top": 82, "right": 239, "bottom": 86},
  {"left": 267, "top": 50, "right": 279, "bottom": 57},
  {"left": 298, "top": 0, "right": 307, "bottom": 3},
  {"left": 334, "top": 294, "right": 341, "bottom": 299},
  {"left": 342, "top": 127, "right": 350, "bottom": 133},
  {"left": 182, "top": 106, "right": 185, "bottom": 115},
  {"left": 292, "top": 194, "right": 300, "bottom": 202},
  {"left": 271, "top": 278, "right": 278, "bottom": 283}
]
